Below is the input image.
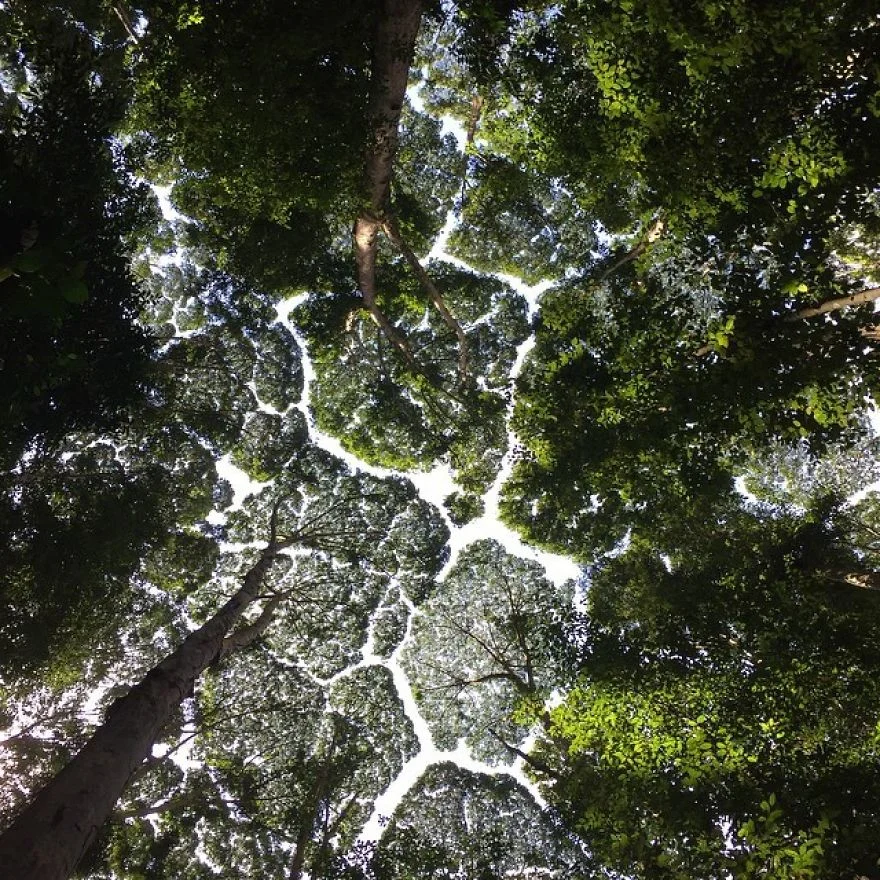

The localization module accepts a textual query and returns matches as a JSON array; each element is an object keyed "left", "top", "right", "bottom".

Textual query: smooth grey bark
[
  {"left": 351, "top": 0, "right": 469, "bottom": 385},
  {"left": 0, "top": 543, "right": 286, "bottom": 880}
]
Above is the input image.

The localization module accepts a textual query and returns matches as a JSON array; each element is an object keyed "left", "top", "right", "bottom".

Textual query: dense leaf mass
[{"left": 2, "top": 1, "right": 880, "bottom": 879}]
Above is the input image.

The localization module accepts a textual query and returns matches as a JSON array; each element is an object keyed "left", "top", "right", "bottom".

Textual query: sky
[{"left": 152, "top": 103, "right": 578, "bottom": 844}]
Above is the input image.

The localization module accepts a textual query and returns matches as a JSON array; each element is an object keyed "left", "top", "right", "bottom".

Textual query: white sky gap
[{"left": 146, "top": 116, "right": 570, "bottom": 852}]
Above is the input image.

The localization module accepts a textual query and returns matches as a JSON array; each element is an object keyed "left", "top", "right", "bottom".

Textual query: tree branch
[
  {"left": 487, "top": 727, "right": 559, "bottom": 779},
  {"left": 597, "top": 215, "right": 666, "bottom": 284},
  {"left": 354, "top": 214, "right": 420, "bottom": 370},
  {"left": 220, "top": 594, "right": 284, "bottom": 659},
  {"left": 821, "top": 570, "right": 880, "bottom": 592},
  {"left": 784, "top": 286, "right": 880, "bottom": 320},
  {"left": 696, "top": 285, "right": 880, "bottom": 356},
  {"left": 382, "top": 216, "right": 470, "bottom": 384}
]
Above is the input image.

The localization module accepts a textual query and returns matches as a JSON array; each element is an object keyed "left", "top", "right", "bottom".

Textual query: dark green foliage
[
  {"left": 0, "top": 445, "right": 166, "bottom": 678},
  {"left": 503, "top": 235, "right": 880, "bottom": 556},
  {"left": 443, "top": 490, "right": 484, "bottom": 526},
  {"left": 533, "top": 496, "right": 880, "bottom": 879},
  {"left": 231, "top": 410, "right": 309, "bottom": 481},
  {"left": 0, "top": 3, "right": 156, "bottom": 468},
  {"left": 448, "top": 157, "right": 599, "bottom": 284},
  {"left": 298, "top": 263, "right": 527, "bottom": 485},
  {"left": 128, "top": 0, "right": 378, "bottom": 292},
  {"left": 358, "top": 763, "right": 591, "bottom": 880},
  {"left": 4, "top": 4, "right": 880, "bottom": 879},
  {"left": 393, "top": 102, "right": 462, "bottom": 252}
]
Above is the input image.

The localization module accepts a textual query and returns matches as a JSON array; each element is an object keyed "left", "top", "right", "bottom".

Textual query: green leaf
[{"left": 60, "top": 280, "right": 89, "bottom": 304}]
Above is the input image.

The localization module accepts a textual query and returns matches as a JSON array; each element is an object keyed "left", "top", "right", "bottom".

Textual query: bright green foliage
[
  {"left": 825, "top": 189, "right": 880, "bottom": 285},
  {"left": 531, "top": 497, "right": 880, "bottom": 879},
  {"left": 298, "top": 263, "right": 528, "bottom": 488},
  {"left": 5, "top": 3, "right": 880, "bottom": 878},
  {"left": 423, "top": 0, "right": 880, "bottom": 555},
  {"left": 484, "top": 0, "right": 880, "bottom": 237}
]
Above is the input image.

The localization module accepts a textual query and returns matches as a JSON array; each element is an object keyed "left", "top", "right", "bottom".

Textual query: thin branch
[
  {"left": 597, "top": 215, "right": 666, "bottom": 284},
  {"left": 695, "top": 285, "right": 880, "bottom": 356},
  {"left": 487, "top": 727, "right": 559, "bottom": 779},
  {"left": 785, "top": 286, "right": 880, "bottom": 320},
  {"left": 821, "top": 570, "right": 880, "bottom": 592},
  {"left": 114, "top": 791, "right": 198, "bottom": 821},
  {"left": 112, "top": 0, "right": 140, "bottom": 43},
  {"left": 459, "top": 93, "right": 484, "bottom": 207},
  {"left": 382, "top": 216, "right": 470, "bottom": 384}
]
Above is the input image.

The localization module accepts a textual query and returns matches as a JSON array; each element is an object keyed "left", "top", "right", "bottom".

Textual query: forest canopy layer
[{"left": 1, "top": 1, "right": 880, "bottom": 879}]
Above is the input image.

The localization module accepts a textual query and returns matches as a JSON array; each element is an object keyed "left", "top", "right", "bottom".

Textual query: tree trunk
[
  {"left": 362, "top": 0, "right": 423, "bottom": 214},
  {"left": 0, "top": 547, "right": 283, "bottom": 880},
  {"left": 353, "top": 0, "right": 425, "bottom": 363},
  {"left": 353, "top": 215, "right": 420, "bottom": 369}
]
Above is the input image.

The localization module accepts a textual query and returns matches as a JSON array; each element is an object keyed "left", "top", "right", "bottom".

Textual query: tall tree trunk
[
  {"left": 354, "top": 216, "right": 420, "bottom": 370},
  {"left": 353, "top": 0, "right": 425, "bottom": 364},
  {"left": 0, "top": 545, "right": 285, "bottom": 880},
  {"left": 363, "top": 0, "right": 423, "bottom": 215}
]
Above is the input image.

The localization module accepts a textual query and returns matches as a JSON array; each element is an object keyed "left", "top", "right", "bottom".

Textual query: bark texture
[
  {"left": 352, "top": 0, "right": 469, "bottom": 382},
  {"left": 353, "top": 0, "right": 424, "bottom": 361},
  {"left": 0, "top": 546, "right": 284, "bottom": 880}
]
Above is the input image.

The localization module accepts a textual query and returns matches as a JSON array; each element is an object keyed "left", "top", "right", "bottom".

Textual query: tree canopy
[{"left": 2, "top": 1, "right": 880, "bottom": 879}]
